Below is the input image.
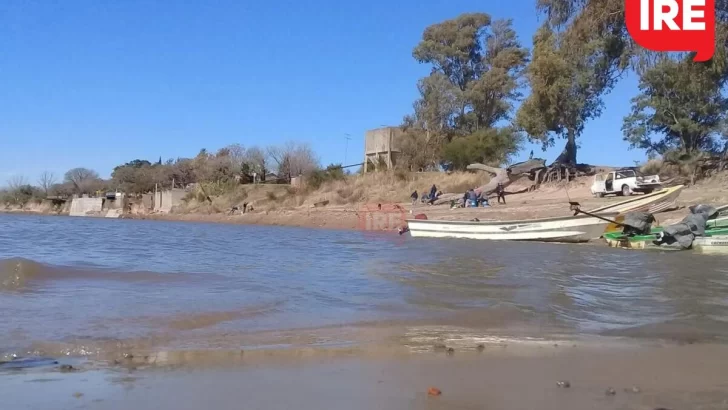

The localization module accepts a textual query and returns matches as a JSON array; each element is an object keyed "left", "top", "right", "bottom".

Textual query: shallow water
[{"left": 1, "top": 213, "right": 728, "bottom": 360}]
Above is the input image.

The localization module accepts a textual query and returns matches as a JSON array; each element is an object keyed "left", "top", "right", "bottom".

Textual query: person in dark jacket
[
  {"left": 467, "top": 189, "right": 478, "bottom": 207},
  {"left": 427, "top": 184, "right": 438, "bottom": 204},
  {"left": 496, "top": 183, "right": 506, "bottom": 204},
  {"left": 410, "top": 190, "right": 418, "bottom": 206}
]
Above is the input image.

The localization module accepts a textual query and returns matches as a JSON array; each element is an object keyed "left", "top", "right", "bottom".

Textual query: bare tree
[
  {"left": 243, "top": 146, "right": 267, "bottom": 177},
  {"left": 7, "top": 174, "right": 27, "bottom": 190},
  {"left": 37, "top": 171, "right": 57, "bottom": 195},
  {"left": 64, "top": 167, "right": 100, "bottom": 194},
  {"left": 267, "top": 142, "right": 320, "bottom": 182},
  {"left": 222, "top": 143, "right": 246, "bottom": 168},
  {"left": 5, "top": 175, "right": 29, "bottom": 204}
]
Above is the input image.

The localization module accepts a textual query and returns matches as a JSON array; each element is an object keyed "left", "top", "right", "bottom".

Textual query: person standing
[
  {"left": 427, "top": 184, "right": 438, "bottom": 205},
  {"left": 496, "top": 183, "right": 506, "bottom": 204},
  {"left": 410, "top": 190, "right": 418, "bottom": 207}
]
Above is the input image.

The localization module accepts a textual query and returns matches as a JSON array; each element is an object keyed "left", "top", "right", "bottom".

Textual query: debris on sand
[
  {"left": 556, "top": 380, "right": 571, "bottom": 388},
  {"left": 605, "top": 387, "right": 616, "bottom": 396},
  {"left": 446, "top": 347, "right": 455, "bottom": 356},
  {"left": 476, "top": 344, "right": 485, "bottom": 352},
  {"left": 427, "top": 387, "right": 442, "bottom": 396}
]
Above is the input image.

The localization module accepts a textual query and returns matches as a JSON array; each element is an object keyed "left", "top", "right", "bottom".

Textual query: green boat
[
  {"left": 603, "top": 204, "right": 728, "bottom": 251},
  {"left": 604, "top": 226, "right": 728, "bottom": 250}
]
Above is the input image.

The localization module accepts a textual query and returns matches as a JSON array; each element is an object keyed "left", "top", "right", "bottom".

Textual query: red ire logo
[{"left": 626, "top": 0, "right": 716, "bottom": 61}]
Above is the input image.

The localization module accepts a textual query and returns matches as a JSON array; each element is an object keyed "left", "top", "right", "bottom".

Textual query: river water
[{"left": 2, "top": 213, "right": 728, "bottom": 362}]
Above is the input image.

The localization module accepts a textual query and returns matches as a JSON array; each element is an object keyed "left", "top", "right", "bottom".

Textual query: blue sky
[{"left": 0, "top": 0, "right": 647, "bottom": 184}]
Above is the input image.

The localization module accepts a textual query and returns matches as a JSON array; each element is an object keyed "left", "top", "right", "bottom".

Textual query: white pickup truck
[{"left": 590, "top": 168, "right": 662, "bottom": 197}]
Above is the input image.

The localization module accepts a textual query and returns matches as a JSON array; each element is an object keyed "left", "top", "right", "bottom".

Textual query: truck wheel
[
  {"left": 597, "top": 192, "right": 605, "bottom": 198},
  {"left": 621, "top": 185, "right": 631, "bottom": 196},
  {"left": 643, "top": 189, "right": 653, "bottom": 195}
]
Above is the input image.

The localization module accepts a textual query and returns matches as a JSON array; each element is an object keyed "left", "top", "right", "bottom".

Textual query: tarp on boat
[
  {"left": 622, "top": 211, "right": 656, "bottom": 235},
  {"left": 655, "top": 204, "right": 717, "bottom": 249}
]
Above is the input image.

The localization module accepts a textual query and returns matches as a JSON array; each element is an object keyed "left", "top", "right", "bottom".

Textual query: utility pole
[{"left": 344, "top": 133, "right": 352, "bottom": 166}]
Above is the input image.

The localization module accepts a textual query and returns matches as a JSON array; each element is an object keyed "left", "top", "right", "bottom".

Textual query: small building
[
  {"left": 154, "top": 188, "right": 186, "bottom": 213},
  {"left": 364, "top": 126, "right": 402, "bottom": 172}
]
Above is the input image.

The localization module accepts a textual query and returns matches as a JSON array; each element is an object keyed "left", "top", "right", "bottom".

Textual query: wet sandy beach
[{"left": 4, "top": 341, "right": 728, "bottom": 410}]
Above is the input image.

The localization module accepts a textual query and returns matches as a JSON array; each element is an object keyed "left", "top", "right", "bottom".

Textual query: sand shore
[
  {"left": 3, "top": 176, "right": 727, "bottom": 231},
  {"left": 4, "top": 341, "right": 728, "bottom": 409},
  {"left": 123, "top": 177, "right": 728, "bottom": 231}
]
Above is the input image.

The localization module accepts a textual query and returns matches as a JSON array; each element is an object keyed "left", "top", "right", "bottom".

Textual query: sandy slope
[
  {"left": 4, "top": 173, "right": 727, "bottom": 230},
  {"left": 128, "top": 173, "right": 728, "bottom": 230}
]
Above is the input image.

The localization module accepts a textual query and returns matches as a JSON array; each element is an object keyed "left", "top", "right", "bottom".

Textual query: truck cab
[{"left": 591, "top": 168, "right": 661, "bottom": 197}]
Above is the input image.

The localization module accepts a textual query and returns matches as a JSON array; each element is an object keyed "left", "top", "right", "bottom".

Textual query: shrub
[
  {"left": 305, "top": 164, "right": 346, "bottom": 191},
  {"left": 640, "top": 159, "right": 663, "bottom": 175},
  {"left": 394, "top": 168, "right": 410, "bottom": 182}
]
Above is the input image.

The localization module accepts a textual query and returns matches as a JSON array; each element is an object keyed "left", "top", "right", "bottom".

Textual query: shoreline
[
  {"left": 3, "top": 177, "right": 727, "bottom": 231},
  {"left": 4, "top": 339, "right": 728, "bottom": 410}
]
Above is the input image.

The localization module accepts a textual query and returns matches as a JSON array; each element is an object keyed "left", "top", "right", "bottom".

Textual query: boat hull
[
  {"left": 594, "top": 186, "right": 685, "bottom": 232},
  {"left": 692, "top": 236, "right": 728, "bottom": 255},
  {"left": 604, "top": 228, "right": 728, "bottom": 253},
  {"left": 590, "top": 185, "right": 684, "bottom": 214},
  {"left": 406, "top": 213, "right": 618, "bottom": 243}
]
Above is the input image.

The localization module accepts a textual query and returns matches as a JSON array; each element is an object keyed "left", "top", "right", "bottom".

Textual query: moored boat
[
  {"left": 589, "top": 185, "right": 684, "bottom": 214},
  {"left": 406, "top": 212, "right": 620, "bottom": 242},
  {"left": 693, "top": 236, "right": 728, "bottom": 255},
  {"left": 706, "top": 204, "right": 728, "bottom": 229},
  {"left": 603, "top": 227, "right": 728, "bottom": 250},
  {"left": 603, "top": 204, "right": 728, "bottom": 253}
]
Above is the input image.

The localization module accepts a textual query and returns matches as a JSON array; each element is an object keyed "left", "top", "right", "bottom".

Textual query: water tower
[{"left": 363, "top": 126, "right": 402, "bottom": 172}]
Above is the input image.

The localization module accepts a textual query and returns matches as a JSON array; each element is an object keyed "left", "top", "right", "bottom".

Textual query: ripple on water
[{"left": 1, "top": 213, "right": 728, "bottom": 359}]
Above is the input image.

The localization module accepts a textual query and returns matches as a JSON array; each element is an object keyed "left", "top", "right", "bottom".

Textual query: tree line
[
  {"left": 0, "top": 142, "right": 324, "bottom": 205},
  {"left": 399, "top": 5, "right": 728, "bottom": 171}
]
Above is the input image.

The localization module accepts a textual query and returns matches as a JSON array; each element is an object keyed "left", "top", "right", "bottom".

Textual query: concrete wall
[
  {"left": 105, "top": 209, "right": 122, "bottom": 218},
  {"left": 154, "top": 189, "right": 186, "bottom": 213},
  {"left": 69, "top": 198, "right": 104, "bottom": 217},
  {"left": 141, "top": 194, "right": 153, "bottom": 210}
]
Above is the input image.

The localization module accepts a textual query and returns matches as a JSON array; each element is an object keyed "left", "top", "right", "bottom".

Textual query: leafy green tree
[
  {"left": 622, "top": 55, "right": 728, "bottom": 156},
  {"left": 441, "top": 127, "right": 523, "bottom": 170},
  {"left": 405, "top": 13, "right": 529, "bottom": 170},
  {"left": 518, "top": 0, "right": 727, "bottom": 166},
  {"left": 111, "top": 161, "right": 156, "bottom": 193},
  {"left": 516, "top": 25, "right": 624, "bottom": 165}
]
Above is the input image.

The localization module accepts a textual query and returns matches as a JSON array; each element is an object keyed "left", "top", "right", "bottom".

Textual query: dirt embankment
[
  {"left": 5, "top": 172, "right": 728, "bottom": 229},
  {"left": 125, "top": 171, "right": 728, "bottom": 229}
]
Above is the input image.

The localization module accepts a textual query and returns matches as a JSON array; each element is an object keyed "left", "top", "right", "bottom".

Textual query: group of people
[
  {"left": 410, "top": 184, "right": 442, "bottom": 206},
  {"left": 461, "top": 183, "right": 507, "bottom": 208},
  {"left": 409, "top": 183, "right": 507, "bottom": 208}
]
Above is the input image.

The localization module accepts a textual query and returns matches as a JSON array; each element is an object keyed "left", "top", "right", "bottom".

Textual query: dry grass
[
  {"left": 178, "top": 184, "right": 299, "bottom": 213},
  {"left": 172, "top": 171, "right": 487, "bottom": 213},
  {"left": 304, "top": 171, "right": 486, "bottom": 206}
]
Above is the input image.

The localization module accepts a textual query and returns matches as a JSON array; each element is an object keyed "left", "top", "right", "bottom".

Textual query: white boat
[
  {"left": 589, "top": 185, "right": 684, "bottom": 214},
  {"left": 404, "top": 185, "right": 684, "bottom": 243},
  {"left": 406, "top": 212, "right": 620, "bottom": 242}
]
